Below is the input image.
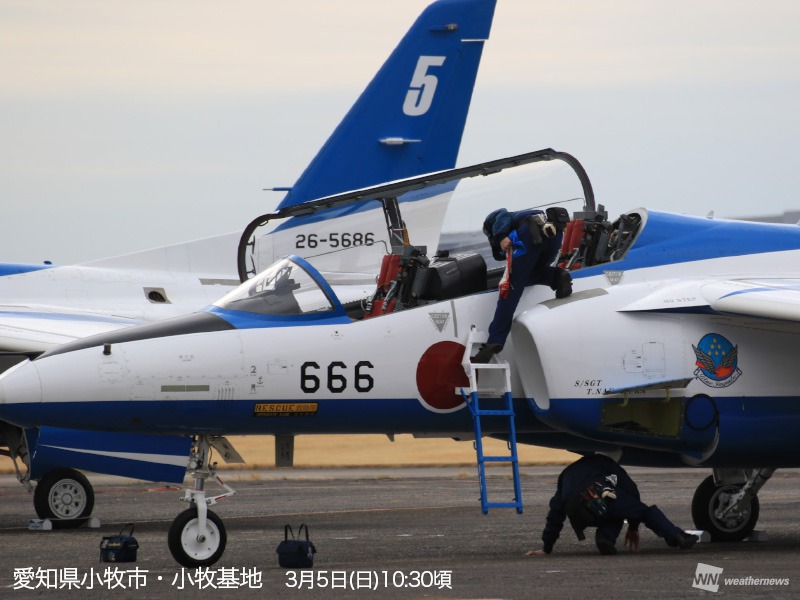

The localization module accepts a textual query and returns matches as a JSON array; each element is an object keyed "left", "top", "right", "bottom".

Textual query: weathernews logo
[
  {"left": 693, "top": 563, "right": 723, "bottom": 592},
  {"left": 692, "top": 563, "right": 790, "bottom": 593}
]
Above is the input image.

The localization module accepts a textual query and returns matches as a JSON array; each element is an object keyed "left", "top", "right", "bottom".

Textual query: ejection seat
[
  {"left": 558, "top": 219, "right": 585, "bottom": 269},
  {"left": 559, "top": 207, "right": 643, "bottom": 270},
  {"left": 363, "top": 249, "right": 487, "bottom": 319}
]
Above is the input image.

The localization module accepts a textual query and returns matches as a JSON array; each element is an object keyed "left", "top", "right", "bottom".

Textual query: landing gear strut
[
  {"left": 691, "top": 468, "right": 774, "bottom": 542},
  {"left": 167, "top": 435, "right": 235, "bottom": 567}
]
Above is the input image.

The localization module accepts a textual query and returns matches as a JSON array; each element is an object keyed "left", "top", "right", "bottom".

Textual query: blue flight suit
[
  {"left": 484, "top": 209, "right": 563, "bottom": 346},
  {"left": 541, "top": 454, "right": 686, "bottom": 554}
]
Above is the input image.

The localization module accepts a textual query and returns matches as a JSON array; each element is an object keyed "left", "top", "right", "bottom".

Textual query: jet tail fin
[{"left": 277, "top": 0, "right": 496, "bottom": 209}]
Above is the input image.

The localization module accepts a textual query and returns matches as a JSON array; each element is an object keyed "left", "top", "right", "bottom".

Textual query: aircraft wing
[
  {"left": 704, "top": 280, "right": 800, "bottom": 321},
  {"left": 0, "top": 307, "right": 141, "bottom": 352},
  {"left": 620, "top": 279, "right": 800, "bottom": 322}
]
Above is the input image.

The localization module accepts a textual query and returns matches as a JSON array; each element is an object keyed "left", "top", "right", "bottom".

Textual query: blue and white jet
[
  {"left": 0, "top": 146, "right": 796, "bottom": 566},
  {"left": 0, "top": 0, "right": 496, "bottom": 526}
]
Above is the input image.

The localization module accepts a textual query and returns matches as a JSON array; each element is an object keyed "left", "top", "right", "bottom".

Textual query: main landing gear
[
  {"left": 691, "top": 468, "right": 775, "bottom": 542},
  {"left": 34, "top": 468, "right": 95, "bottom": 525},
  {"left": 0, "top": 423, "right": 95, "bottom": 528},
  {"left": 168, "top": 435, "right": 235, "bottom": 567}
]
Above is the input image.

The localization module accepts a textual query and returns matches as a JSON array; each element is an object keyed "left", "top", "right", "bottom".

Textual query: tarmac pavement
[{"left": 1, "top": 466, "right": 798, "bottom": 599}]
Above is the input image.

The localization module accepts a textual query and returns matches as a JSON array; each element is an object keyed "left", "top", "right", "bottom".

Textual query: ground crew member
[
  {"left": 472, "top": 206, "right": 572, "bottom": 363},
  {"left": 527, "top": 454, "right": 698, "bottom": 556}
]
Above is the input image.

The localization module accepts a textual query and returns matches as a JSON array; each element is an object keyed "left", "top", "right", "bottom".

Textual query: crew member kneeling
[{"left": 527, "top": 454, "right": 698, "bottom": 556}]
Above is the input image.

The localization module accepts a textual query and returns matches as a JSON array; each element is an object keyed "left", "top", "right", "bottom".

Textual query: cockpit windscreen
[{"left": 214, "top": 258, "right": 334, "bottom": 316}]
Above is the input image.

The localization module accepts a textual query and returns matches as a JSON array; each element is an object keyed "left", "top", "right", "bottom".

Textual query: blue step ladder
[{"left": 460, "top": 330, "right": 523, "bottom": 515}]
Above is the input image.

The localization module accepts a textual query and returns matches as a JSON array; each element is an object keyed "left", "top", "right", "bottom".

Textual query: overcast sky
[{"left": 2, "top": 0, "right": 799, "bottom": 265}]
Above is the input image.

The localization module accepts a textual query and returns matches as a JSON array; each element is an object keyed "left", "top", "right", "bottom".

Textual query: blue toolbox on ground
[{"left": 100, "top": 524, "right": 139, "bottom": 562}]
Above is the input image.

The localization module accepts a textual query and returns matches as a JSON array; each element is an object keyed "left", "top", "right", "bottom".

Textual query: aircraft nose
[{"left": 0, "top": 359, "right": 43, "bottom": 427}]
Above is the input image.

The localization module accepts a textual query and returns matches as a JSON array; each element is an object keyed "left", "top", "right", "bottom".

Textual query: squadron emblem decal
[{"left": 692, "top": 333, "right": 741, "bottom": 388}]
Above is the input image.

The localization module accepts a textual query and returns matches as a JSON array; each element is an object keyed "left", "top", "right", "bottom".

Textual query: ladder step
[
  {"left": 480, "top": 456, "right": 516, "bottom": 463},
  {"left": 485, "top": 502, "right": 523, "bottom": 509},
  {"left": 458, "top": 388, "right": 512, "bottom": 398},
  {"left": 470, "top": 363, "right": 510, "bottom": 370}
]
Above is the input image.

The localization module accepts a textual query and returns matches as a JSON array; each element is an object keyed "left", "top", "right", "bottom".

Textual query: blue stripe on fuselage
[
  {"left": 0, "top": 263, "right": 54, "bottom": 277},
  {"left": 2, "top": 396, "right": 544, "bottom": 437},
  {"left": 719, "top": 286, "right": 800, "bottom": 299},
  {"left": 571, "top": 211, "right": 800, "bottom": 280},
  {"left": 207, "top": 306, "right": 351, "bottom": 329}
]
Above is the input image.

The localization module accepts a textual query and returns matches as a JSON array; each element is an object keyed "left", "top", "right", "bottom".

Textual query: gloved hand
[
  {"left": 527, "top": 213, "right": 556, "bottom": 244},
  {"left": 599, "top": 485, "right": 617, "bottom": 501},
  {"left": 542, "top": 222, "right": 557, "bottom": 238}
]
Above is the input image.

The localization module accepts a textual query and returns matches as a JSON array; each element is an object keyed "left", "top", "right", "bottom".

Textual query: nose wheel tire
[
  {"left": 33, "top": 468, "right": 95, "bottom": 527},
  {"left": 168, "top": 507, "right": 227, "bottom": 567},
  {"left": 691, "top": 475, "right": 759, "bottom": 542}
]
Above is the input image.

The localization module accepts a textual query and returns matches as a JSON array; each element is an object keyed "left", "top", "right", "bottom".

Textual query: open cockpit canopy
[
  {"left": 233, "top": 149, "right": 648, "bottom": 321},
  {"left": 237, "top": 149, "right": 598, "bottom": 283}
]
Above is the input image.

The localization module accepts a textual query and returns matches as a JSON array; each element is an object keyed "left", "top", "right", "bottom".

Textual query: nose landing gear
[
  {"left": 168, "top": 507, "right": 227, "bottom": 567},
  {"left": 167, "top": 435, "right": 235, "bottom": 567}
]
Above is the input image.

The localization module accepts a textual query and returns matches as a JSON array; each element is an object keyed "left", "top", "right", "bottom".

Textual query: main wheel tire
[
  {"left": 168, "top": 507, "right": 227, "bottom": 567},
  {"left": 691, "top": 475, "right": 759, "bottom": 542},
  {"left": 33, "top": 468, "right": 95, "bottom": 526}
]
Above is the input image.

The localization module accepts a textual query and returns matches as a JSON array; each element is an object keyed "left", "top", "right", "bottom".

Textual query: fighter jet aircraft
[
  {"left": 1, "top": 146, "right": 797, "bottom": 566},
  {"left": 0, "top": 149, "right": 593, "bottom": 565},
  {"left": 0, "top": 0, "right": 496, "bottom": 525}
]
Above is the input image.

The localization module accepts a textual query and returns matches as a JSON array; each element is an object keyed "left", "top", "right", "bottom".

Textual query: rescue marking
[{"left": 254, "top": 402, "right": 319, "bottom": 417}]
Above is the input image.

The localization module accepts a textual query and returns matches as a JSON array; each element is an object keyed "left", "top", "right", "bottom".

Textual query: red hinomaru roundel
[{"left": 415, "top": 341, "right": 469, "bottom": 412}]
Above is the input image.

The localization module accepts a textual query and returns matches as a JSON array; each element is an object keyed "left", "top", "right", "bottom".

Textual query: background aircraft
[
  {"left": 0, "top": 0, "right": 496, "bottom": 524},
  {"left": 1, "top": 147, "right": 797, "bottom": 566}
]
